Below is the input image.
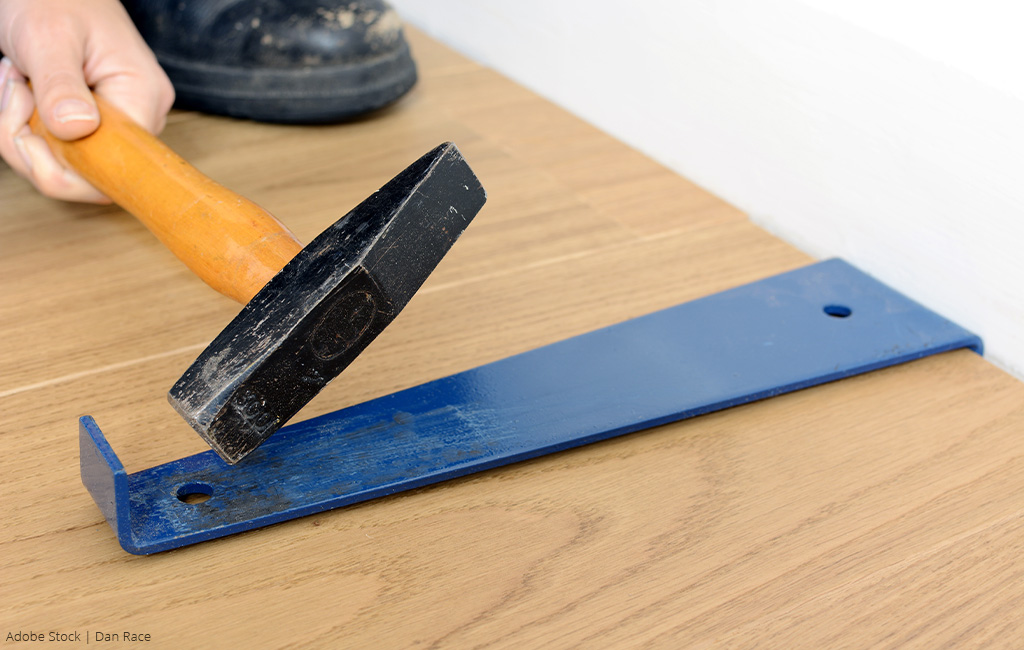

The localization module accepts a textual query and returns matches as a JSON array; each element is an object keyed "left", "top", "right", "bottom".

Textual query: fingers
[
  {"left": 92, "top": 58, "right": 175, "bottom": 136},
  {"left": 0, "top": 71, "right": 109, "bottom": 203},
  {"left": 0, "top": 0, "right": 175, "bottom": 204},
  {"left": 17, "top": 19, "right": 101, "bottom": 141},
  {"left": 88, "top": 2, "right": 175, "bottom": 135},
  {"left": 0, "top": 71, "right": 36, "bottom": 175}
]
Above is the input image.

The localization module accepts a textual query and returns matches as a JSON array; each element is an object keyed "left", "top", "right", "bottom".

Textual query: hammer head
[{"left": 168, "top": 143, "right": 486, "bottom": 463}]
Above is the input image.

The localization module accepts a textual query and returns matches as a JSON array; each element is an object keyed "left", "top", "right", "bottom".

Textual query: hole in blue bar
[
  {"left": 176, "top": 482, "right": 213, "bottom": 504},
  {"left": 823, "top": 304, "right": 852, "bottom": 318}
]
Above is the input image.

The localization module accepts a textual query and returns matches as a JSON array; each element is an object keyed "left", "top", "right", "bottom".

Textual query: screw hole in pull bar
[
  {"left": 823, "top": 304, "right": 852, "bottom": 318},
  {"left": 176, "top": 482, "right": 213, "bottom": 504}
]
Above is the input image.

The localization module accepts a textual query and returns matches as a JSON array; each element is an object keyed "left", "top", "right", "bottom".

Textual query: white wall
[{"left": 392, "top": 0, "right": 1024, "bottom": 379}]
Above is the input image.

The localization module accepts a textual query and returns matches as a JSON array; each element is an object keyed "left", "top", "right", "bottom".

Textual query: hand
[{"left": 0, "top": 0, "right": 174, "bottom": 203}]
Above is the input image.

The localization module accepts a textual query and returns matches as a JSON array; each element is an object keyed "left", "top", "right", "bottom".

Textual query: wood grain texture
[{"left": 2, "top": 27, "right": 1022, "bottom": 649}]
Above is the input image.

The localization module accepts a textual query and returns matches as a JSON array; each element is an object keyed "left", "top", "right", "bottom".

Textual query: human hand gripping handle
[
  {"left": 29, "top": 95, "right": 304, "bottom": 303},
  {"left": 0, "top": 0, "right": 175, "bottom": 202}
]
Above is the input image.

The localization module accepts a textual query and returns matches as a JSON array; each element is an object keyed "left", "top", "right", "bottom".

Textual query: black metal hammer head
[{"left": 168, "top": 143, "right": 486, "bottom": 464}]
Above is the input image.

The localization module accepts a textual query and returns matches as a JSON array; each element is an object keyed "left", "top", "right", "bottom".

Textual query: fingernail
[
  {"left": 13, "top": 136, "right": 33, "bottom": 171},
  {"left": 53, "top": 98, "right": 98, "bottom": 124},
  {"left": 0, "top": 58, "right": 12, "bottom": 90},
  {"left": 1, "top": 80, "right": 13, "bottom": 113}
]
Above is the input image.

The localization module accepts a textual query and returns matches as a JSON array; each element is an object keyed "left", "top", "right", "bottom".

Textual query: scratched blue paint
[{"left": 80, "top": 259, "right": 982, "bottom": 554}]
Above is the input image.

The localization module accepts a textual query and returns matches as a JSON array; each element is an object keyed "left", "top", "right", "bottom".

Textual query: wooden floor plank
[{"left": 2, "top": 26, "right": 1021, "bottom": 649}]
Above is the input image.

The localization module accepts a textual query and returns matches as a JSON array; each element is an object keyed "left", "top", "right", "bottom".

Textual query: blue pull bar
[{"left": 80, "top": 259, "right": 982, "bottom": 554}]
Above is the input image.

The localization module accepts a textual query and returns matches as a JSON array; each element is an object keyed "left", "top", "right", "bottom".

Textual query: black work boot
[{"left": 122, "top": 0, "right": 418, "bottom": 123}]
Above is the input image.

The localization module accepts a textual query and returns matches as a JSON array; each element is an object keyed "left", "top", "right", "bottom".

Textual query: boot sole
[{"left": 156, "top": 40, "right": 417, "bottom": 123}]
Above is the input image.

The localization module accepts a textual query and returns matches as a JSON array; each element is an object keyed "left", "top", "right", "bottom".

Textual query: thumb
[{"left": 26, "top": 41, "right": 99, "bottom": 141}]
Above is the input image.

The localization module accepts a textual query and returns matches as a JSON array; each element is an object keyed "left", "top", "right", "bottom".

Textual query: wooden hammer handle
[{"left": 29, "top": 95, "right": 303, "bottom": 303}]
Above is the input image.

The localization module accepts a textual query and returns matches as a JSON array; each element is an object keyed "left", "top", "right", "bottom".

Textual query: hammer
[{"left": 30, "top": 96, "right": 486, "bottom": 464}]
